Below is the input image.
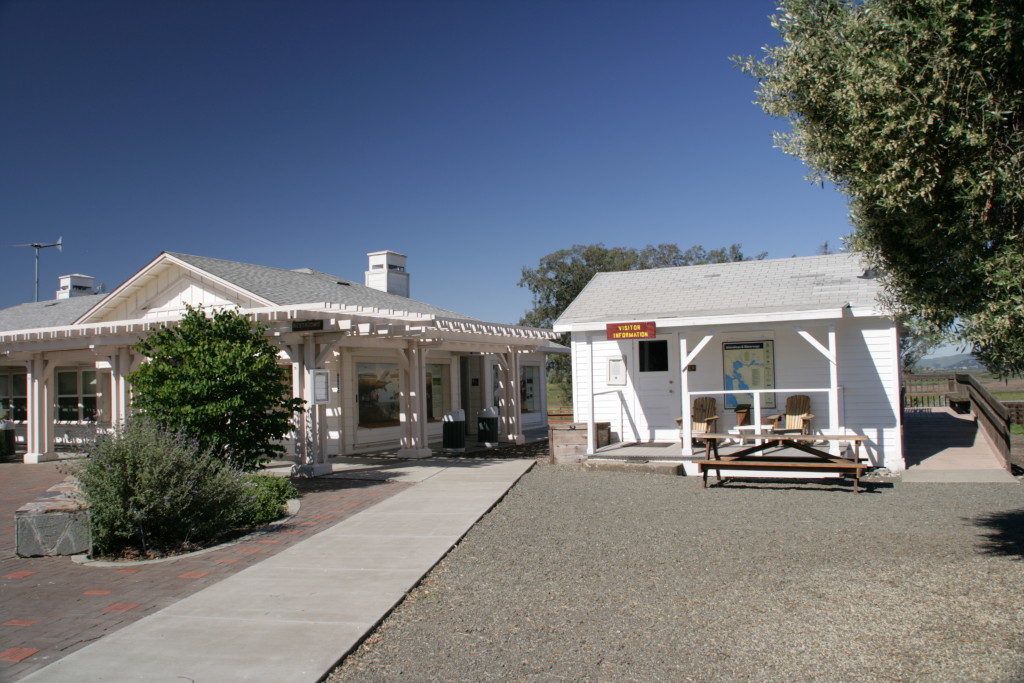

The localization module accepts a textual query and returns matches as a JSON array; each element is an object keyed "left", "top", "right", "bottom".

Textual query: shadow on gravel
[
  {"left": 703, "top": 477, "right": 894, "bottom": 494},
  {"left": 972, "top": 509, "right": 1024, "bottom": 559}
]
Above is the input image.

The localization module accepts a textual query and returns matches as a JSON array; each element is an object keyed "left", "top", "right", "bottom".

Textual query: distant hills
[{"left": 916, "top": 353, "right": 983, "bottom": 371}]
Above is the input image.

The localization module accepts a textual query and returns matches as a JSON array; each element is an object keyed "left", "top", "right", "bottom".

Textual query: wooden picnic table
[{"left": 695, "top": 432, "right": 870, "bottom": 493}]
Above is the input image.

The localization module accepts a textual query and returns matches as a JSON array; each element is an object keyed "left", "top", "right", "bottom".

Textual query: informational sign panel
[
  {"left": 606, "top": 322, "right": 656, "bottom": 340},
  {"left": 312, "top": 369, "right": 331, "bottom": 405},
  {"left": 722, "top": 341, "right": 776, "bottom": 409}
]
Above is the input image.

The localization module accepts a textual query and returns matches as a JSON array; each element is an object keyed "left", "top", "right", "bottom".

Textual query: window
[
  {"left": 639, "top": 340, "right": 669, "bottom": 372},
  {"left": 426, "top": 364, "right": 451, "bottom": 421},
  {"left": 56, "top": 369, "right": 102, "bottom": 422},
  {"left": 357, "top": 362, "right": 401, "bottom": 428},
  {"left": 520, "top": 366, "right": 539, "bottom": 412},
  {"left": 0, "top": 372, "right": 27, "bottom": 421}
]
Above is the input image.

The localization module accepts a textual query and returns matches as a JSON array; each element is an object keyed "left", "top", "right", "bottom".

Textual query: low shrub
[
  {"left": 75, "top": 418, "right": 252, "bottom": 558},
  {"left": 235, "top": 474, "right": 298, "bottom": 528}
]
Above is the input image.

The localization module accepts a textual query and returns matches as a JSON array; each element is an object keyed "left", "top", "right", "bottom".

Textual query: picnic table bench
[{"left": 695, "top": 432, "right": 870, "bottom": 493}]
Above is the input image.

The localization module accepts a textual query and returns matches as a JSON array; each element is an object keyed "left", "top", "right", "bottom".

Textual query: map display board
[{"left": 722, "top": 341, "right": 776, "bottom": 409}]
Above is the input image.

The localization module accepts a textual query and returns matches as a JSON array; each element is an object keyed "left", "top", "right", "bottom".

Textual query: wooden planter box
[{"left": 548, "top": 422, "right": 610, "bottom": 464}]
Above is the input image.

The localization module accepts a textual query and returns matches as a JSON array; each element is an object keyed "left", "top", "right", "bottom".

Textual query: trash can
[
  {"left": 0, "top": 421, "right": 14, "bottom": 457},
  {"left": 442, "top": 409, "right": 466, "bottom": 453},
  {"left": 478, "top": 406, "right": 499, "bottom": 447}
]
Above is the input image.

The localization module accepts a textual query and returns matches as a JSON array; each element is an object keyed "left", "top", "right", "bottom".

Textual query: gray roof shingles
[
  {"left": 555, "top": 253, "right": 883, "bottom": 326},
  {"left": 167, "top": 253, "right": 475, "bottom": 320},
  {"left": 0, "top": 253, "right": 477, "bottom": 332},
  {"left": 0, "top": 295, "right": 105, "bottom": 332}
]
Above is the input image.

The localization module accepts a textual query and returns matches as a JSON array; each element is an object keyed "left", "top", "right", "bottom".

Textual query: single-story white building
[
  {"left": 553, "top": 253, "right": 904, "bottom": 471},
  {"left": 0, "top": 250, "right": 560, "bottom": 473}
]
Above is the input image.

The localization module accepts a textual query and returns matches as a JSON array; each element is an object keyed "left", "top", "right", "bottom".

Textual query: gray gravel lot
[{"left": 330, "top": 465, "right": 1024, "bottom": 682}]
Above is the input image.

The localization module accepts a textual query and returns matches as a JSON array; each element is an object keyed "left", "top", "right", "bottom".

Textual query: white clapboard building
[{"left": 553, "top": 253, "right": 904, "bottom": 471}]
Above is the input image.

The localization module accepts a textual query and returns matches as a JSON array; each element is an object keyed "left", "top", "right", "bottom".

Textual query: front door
[{"left": 634, "top": 336, "right": 680, "bottom": 442}]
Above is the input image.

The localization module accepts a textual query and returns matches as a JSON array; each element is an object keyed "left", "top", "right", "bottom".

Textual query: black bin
[
  {"left": 0, "top": 425, "right": 14, "bottom": 457},
  {"left": 442, "top": 410, "right": 466, "bottom": 452},
  {"left": 478, "top": 407, "right": 499, "bottom": 446}
]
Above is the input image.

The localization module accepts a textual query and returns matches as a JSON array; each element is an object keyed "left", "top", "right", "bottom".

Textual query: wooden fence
[{"left": 902, "top": 374, "right": 958, "bottom": 408}]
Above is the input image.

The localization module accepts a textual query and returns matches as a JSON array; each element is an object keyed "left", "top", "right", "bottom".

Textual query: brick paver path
[{"left": 0, "top": 460, "right": 409, "bottom": 681}]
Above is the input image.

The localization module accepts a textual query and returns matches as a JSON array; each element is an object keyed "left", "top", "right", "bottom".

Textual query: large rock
[{"left": 15, "top": 477, "right": 90, "bottom": 557}]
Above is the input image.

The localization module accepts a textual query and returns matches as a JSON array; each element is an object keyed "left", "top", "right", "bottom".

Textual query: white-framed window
[
  {"left": 56, "top": 368, "right": 102, "bottom": 422},
  {"left": 0, "top": 372, "right": 27, "bottom": 421},
  {"left": 356, "top": 362, "right": 401, "bottom": 428},
  {"left": 520, "top": 365, "right": 540, "bottom": 413}
]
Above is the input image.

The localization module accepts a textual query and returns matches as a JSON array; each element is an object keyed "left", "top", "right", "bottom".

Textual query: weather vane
[{"left": 9, "top": 237, "right": 63, "bottom": 302}]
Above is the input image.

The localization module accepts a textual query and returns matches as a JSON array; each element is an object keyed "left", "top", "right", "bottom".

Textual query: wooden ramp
[{"left": 902, "top": 407, "right": 1017, "bottom": 483}]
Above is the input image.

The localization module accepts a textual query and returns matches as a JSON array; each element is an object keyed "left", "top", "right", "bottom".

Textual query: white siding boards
[{"left": 555, "top": 254, "right": 905, "bottom": 471}]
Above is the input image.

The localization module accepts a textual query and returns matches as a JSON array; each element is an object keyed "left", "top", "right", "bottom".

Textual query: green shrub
[
  {"left": 76, "top": 418, "right": 251, "bottom": 558},
  {"left": 235, "top": 474, "right": 298, "bottom": 528}
]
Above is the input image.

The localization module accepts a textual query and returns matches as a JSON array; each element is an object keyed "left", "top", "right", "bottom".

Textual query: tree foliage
[
  {"left": 899, "top": 318, "right": 949, "bottom": 373},
  {"left": 519, "top": 243, "right": 765, "bottom": 396},
  {"left": 129, "top": 305, "right": 305, "bottom": 471},
  {"left": 738, "top": 0, "right": 1024, "bottom": 375}
]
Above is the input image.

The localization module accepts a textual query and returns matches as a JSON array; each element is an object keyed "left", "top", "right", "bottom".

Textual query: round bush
[{"left": 76, "top": 418, "right": 252, "bottom": 558}]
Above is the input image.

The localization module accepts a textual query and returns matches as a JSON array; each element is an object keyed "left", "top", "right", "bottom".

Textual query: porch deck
[{"left": 588, "top": 406, "right": 1016, "bottom": 482}]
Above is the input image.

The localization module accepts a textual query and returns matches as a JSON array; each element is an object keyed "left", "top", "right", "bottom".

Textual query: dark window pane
[
  {"left": 639, "top": 340, "right": 669, "bottom": 372},
  {"left": 57, "top": 397, "right": 79, "bottom": 421}
]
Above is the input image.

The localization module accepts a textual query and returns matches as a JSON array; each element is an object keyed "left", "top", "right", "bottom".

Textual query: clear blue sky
[{"left": 0, "top": 0, "right": 852, "bottom": 325}]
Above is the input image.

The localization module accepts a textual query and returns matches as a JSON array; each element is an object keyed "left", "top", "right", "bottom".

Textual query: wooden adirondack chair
[
  {"left": 769, "top": 394, "right": 814, "bottom": 435},
  {"left": 676, "top": 397, "right": 720, "bottom": 444}
]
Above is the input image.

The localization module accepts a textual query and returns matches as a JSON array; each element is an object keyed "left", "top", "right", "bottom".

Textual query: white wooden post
[
  {"left": 679, "top": 333, "right": 715, "bottom": 456},
  {"left": 25, "top": 355, "right": 54, "bottom": 463},
  {"left": 587, "top": 335, "right": 596, "bottom": 455}
]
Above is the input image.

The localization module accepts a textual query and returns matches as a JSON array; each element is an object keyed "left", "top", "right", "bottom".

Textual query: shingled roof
[
  {"left": 554, "top": 253, "right": 883, "bottom": 328},
  {"left": 0, "top": 295, "right": 104, "bottom": 332},
  {"left": 165, "top": 253, "right": 475, "bottom": 320}
]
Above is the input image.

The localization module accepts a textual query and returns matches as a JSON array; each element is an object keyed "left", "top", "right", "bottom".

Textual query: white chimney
[
  {"left": 56, "top": 274, "right": 95, "bottom": 299},
  {"left": 364, "top": 251, "right": 409, "bottom": 297}
]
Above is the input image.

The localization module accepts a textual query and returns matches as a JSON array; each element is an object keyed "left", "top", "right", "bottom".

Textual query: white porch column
[
  {"left": 107, "top": 347, "right": 132, "bottom": 428},
  {"left": 827, "top": 325, "right": 840, "bottom": 454},
  {"left": 290, "top": 338, "right": 334, "bottom": 477},
  {"left": 796, "top": 325, "right": 841, "bottom": 455},
  {"left": 24, "top": 355, "right": 55, "bottom": 463},
  {"left": 680, "top": 336, "right": 693, "bottom": 456},
  {"left": 500, "top": 349, "right": 524, "bottom": 445},
  {"left": 290, "top": 343, "right": 307, "bottom": 464},
  {"left": 586, "top": 334, "right": 596, "bottom": 455},
  {"left": 397, "top": 342, "right": 432, "bottom": 459},
  {"left": 679, "top": 333, "right": 715, "bottom": 457}
]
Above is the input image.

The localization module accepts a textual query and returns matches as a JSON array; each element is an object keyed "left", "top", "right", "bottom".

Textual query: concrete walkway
[
  {"left": 902, "top": 407, "right": 1018, "bottom": 483},
  {"left": 21, "top": 458, "right": 534, "bottom": 683}
]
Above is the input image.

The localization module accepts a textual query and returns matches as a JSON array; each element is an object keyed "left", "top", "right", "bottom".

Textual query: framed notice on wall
[
  {"left": 722, "top": 341, "right": 776, "bottom": 409},
  {"left": 607, "top": 357, "right": 626, "bottom": 386}
]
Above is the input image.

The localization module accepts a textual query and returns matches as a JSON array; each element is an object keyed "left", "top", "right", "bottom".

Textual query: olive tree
[{"left": 738, "top": 0, "right": 1024, "bottom": 375}]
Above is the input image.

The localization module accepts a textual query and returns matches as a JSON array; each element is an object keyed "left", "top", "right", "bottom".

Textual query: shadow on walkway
[{"left": 903, "top": 409, "right": 980, "bottom": 466}]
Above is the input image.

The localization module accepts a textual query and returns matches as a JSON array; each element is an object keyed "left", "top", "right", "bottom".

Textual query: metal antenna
[{"left": 9, "top": 237, "right": 62, "bottom": 302}]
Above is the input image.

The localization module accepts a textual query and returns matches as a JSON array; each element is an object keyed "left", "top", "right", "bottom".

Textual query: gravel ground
[{"left": 329, "top": 465, "right": 1024, "bottom": 682}]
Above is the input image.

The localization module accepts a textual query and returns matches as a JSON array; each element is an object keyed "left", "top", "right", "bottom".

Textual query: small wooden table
[{"left": 696, "top": 432, "right": 870, "bottom": 493}]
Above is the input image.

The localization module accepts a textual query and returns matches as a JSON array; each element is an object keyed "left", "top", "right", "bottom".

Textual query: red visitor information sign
[{"left": 606, "top": 322, "right": 656, "bottom": 340}]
